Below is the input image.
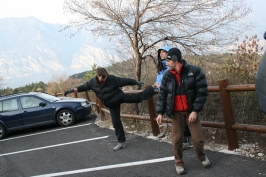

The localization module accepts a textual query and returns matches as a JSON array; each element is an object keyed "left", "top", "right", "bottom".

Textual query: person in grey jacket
[
  {"left": 64, "top": 67, "right": 156, "bottom": 151},
  {"left": 255, "top": 30, "right": 266, "bottom": 115},
  {"left": 156, "top": 48, "right": 210, "bottom": 174}
]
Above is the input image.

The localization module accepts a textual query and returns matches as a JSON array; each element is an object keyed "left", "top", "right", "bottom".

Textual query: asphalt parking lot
[{"left": 0, "top": 113, "right": 265, "bottom": 177}]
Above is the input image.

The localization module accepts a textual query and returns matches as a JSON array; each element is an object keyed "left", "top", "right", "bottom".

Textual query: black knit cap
[
  {"left": 264, "top": 30, "right": 266, "bottom": 40},
  {"left": 166, "top": 48, "right": 182, "bottom": 62}
]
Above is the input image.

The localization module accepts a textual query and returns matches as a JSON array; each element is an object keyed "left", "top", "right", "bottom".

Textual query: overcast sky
[
  {"left": 0, "top": 0, "right": 71, "bottom": 24},
  {"left": 0, "top": 0, "right": 265, "bottom": 39}
]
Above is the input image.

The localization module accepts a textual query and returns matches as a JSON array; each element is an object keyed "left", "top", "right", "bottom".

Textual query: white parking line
[
  {"left": 0, "top": 123, "right": 91, "bottom": 142},
  {"left": 0, "top": 136, "right": 108, "bottom": 157},
  {"left": 31, "top": 156, "right": 174, "bottom": 177}
]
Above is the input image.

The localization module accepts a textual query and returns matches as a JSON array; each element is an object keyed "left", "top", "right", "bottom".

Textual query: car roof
[{"left": 0, "top": 92, "right": 39, "bottom": 100}]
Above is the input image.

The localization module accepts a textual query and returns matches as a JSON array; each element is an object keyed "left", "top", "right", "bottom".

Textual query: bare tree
[
  {"left": 46, "top": 73, "right": 83, "bottom": 95},
  {"left": 223, "top": 35, "right": 262, "bottom": 84},
  {"left": 63, "top": 0, "right": 251, "bottom": 83}
]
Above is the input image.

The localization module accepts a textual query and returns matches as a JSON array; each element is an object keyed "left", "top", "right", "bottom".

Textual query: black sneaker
[{"left": 182, "top": 142, "right": 191, "bottom": 150}]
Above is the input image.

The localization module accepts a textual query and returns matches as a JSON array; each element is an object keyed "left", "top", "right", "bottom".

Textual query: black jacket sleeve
[
  {"left": 76, "top": 79, "right": 93, "bottom": 92},
  {"left": 192, "top": 68, "right": 208, "bottom": 112},
  {"left": 156, "top": 74, "right": 170, "bottom": 116}
]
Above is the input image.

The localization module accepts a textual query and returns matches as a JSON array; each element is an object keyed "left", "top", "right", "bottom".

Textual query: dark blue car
[{"left": 0, "top": 92, "right": 92, "bottom": 139}]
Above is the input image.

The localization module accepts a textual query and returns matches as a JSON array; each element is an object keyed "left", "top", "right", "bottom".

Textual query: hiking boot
[
  {"left": 113, "top": 142, "right": 126, "bottom": 151},
  {"left": 182, "top": 142, "right": 191, "bottom": 150},
  {"left": 175, "top": 165, "right": 185, "bottom": 175},
  {"left": 202, "top": 156, "right": 210, "bottom": 168}
]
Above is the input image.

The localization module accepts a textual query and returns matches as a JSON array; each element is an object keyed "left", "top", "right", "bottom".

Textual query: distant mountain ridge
[{"left": 0, "top": 17, "right": 116, "bottom": 88}]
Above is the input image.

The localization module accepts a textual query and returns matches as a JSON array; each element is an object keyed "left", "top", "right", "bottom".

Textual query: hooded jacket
[
  {"left": 156, "top": 60, "right": 208, "bottom": 118},
  {"left": 156, "top": 46, "right": 171, "bottom": 84},
  {"left": 76, "top": 75, "right": 139, "bottom": 107},
  {"left": 155, "top": 60, "right": 169, "bottom": 84}
]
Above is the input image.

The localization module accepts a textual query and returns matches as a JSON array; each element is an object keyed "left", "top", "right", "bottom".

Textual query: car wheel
[
  {"left": 57, "top": 109, "right": 76, "bottom": 127},
  {"left": 0, "top": 124, "right": 6, "bottom": 139}
]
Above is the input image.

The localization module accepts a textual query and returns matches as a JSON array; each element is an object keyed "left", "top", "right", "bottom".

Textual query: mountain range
[
  {"left": 1, "top": 17, "right": 265, "bottom": 89},
  {"left": 0, "top": 17, "right": 117, "bottom": 88}
]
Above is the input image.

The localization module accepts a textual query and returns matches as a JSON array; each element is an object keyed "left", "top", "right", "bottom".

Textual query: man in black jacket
[
  {"left": 64, "top": 67, "right": 156, "bottom": 151},
  {"left": 156, "top": 48, "right": 210, "bottom": 174}
]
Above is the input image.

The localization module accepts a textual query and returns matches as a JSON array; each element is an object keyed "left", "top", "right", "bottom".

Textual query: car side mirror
[{"left": 39, "top": 102, "right": 47, "bottom": 107}]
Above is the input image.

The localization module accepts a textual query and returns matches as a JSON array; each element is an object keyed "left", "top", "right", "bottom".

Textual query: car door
[
  {"left": 0, "top": 98, "right": 24, "bottom": 130},
  {"left": 20, "top": 96, "right": 54, "bottom": 126}
]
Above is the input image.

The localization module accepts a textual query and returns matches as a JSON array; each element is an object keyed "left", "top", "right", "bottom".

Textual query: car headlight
[{"left": 81, "top": 102, "right": 87, "bottom": 106}]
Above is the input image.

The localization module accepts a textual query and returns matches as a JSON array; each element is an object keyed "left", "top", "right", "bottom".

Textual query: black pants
[
  {"left": 183, "top": 124, "right": 191, "bottom": 143},
  {"left": 109, "top": 86, "right": 155, "bottom": 143}
]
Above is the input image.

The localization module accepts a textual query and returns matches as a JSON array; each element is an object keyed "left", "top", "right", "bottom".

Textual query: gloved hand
[
  {"left": 64, "top": 89, "right": 74, "bottom": 96},
  {"left": 137, "top": 81, "right": 144, "bottom": 86}
]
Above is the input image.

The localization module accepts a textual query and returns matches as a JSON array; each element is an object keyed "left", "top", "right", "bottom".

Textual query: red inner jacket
[{"left": 169, "top": 66, "right": 188, "bottom": 112}]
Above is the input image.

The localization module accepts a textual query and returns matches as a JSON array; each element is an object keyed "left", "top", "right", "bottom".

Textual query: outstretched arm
[
  {"left": 64, "top": 88, "right": 79, "bottom": 96},
  {"left": 64, "top": 79, "right": 93, "bottom": 96}
]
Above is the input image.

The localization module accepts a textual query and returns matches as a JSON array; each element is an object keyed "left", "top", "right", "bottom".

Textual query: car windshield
[{"left": 37, "top": 93, "right": 60, "bottom": 102}]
